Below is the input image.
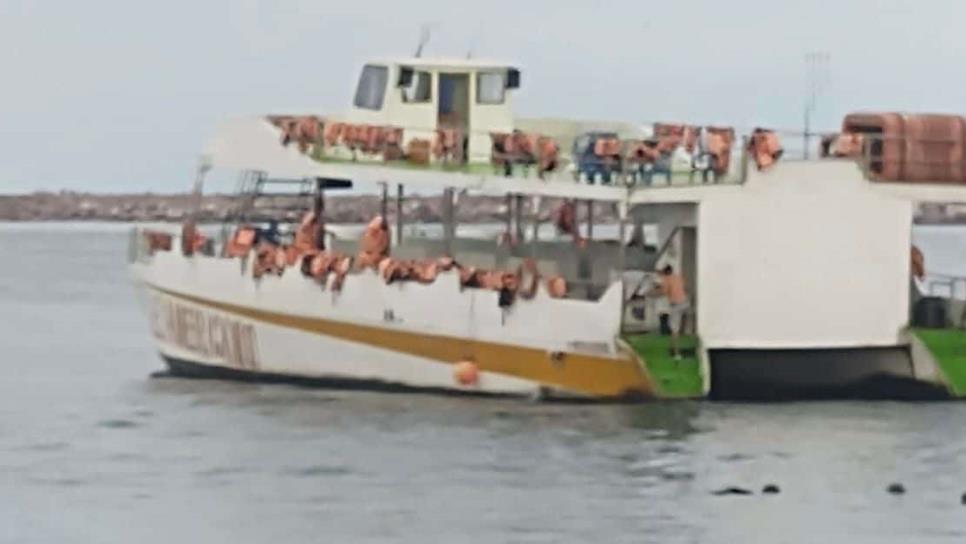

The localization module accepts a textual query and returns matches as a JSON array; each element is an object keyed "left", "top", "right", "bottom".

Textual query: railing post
[
  {"left": 740, "top": 136, "right": 750, "bottom": 183},
  {"left": 380, "top": 182, "right": 388, "bottom": 220},
  {"left": 514, "top": 194, "right": 525, "bottom": 243},
  {"left": 396, "top": 184, "right": 404, "bottom": 246},
  {"left": 442, "top": 187, "right": 455, "bottom": 256}
]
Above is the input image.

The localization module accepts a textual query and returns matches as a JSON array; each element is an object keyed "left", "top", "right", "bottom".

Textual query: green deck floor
[
  {"left": 912, "top": 328, "right": 966, "bottom": 396},
  {"left": 623, "top": 334, "right": 703, "bottom": 399}
]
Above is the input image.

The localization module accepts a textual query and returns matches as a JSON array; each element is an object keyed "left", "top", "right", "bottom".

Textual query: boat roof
[{"left": 368, "top": 57, "right": 517, "bottom": 71}]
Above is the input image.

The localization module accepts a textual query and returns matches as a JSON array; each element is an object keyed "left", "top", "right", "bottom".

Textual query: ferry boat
[{"left": 129, "top": 57, "right": 966, "bottom": 400}]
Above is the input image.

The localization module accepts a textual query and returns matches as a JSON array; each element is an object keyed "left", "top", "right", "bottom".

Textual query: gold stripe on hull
[{"left": 148, "top": 284, "right": 655, "bottom": 399}]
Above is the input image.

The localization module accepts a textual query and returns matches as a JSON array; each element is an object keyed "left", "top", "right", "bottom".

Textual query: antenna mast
[
  {"left": 414, "top": 24, "right": 432, "bottom": 58},
  {"left": 803, "top": 51, "right": 830, "bottom": 159}
]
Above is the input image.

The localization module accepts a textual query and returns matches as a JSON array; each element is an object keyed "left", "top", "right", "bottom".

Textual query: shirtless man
[{"left": 654, "top": 265, "right": 689, "bottom": 360}]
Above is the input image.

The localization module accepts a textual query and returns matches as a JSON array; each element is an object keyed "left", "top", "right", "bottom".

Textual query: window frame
[
  {"left": 476, "top": 71, "right": 506, "bottom": 105},
  {"left": 353, "top": 64, "right": 389, "bottom": 111},
  {"left": 401, "top": 70, "right": 433, "bottom": 104}
]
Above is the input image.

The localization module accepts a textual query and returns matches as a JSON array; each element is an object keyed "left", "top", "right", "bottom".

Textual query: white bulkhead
[{"left": 696, "top": 160, "right": 912, "bottom": 349}]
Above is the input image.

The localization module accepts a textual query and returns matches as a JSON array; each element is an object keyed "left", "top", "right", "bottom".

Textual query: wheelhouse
[{"left": 346, "top": 58, "right": 521, "bottom": 162}]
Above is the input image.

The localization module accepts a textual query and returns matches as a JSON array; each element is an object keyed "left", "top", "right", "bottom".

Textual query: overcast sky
[{"left": 1, "top": 0, "right": 964, "bottom": 194}]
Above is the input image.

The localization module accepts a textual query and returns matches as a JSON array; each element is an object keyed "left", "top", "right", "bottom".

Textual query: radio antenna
[
  {"left": 466, "top": 30, "right": 481, "bottom": 59},
  {"left": 414, "top": 24, "right": 432, "bottom": 58},
  {"left": 803, "top": 51, "right": 830, "bottom": 159}
]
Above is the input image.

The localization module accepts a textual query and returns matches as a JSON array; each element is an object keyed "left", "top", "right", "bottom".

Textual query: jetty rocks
[{"left": 0, "top": 192, "right": 615, "bottom": 224}]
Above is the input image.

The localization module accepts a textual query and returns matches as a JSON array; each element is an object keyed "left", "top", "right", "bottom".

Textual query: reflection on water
[{"left": 2, "top": 223, "right": 966, "bottom": 543}]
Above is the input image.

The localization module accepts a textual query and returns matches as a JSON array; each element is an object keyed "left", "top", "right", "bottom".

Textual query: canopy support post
[
  {"left": 380, "top": 182, "right": 388, "bottom": 220},
  {"left": 617, "top": 199, "right": 629, "bottom": 333},
  {"left": 395, "top": 184, "right": 404, "bottom": 246},
  {"left": 504, "top": 193, "right": 513, "bottom": 239},
  {"left": 443, "top": 188, "right": 456, "bottom": 256},
  {"left": 313, "top": 178, "right": 326, "bottom": 250}
]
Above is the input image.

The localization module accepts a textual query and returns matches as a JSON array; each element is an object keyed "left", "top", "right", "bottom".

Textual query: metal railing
[
  {"left": 925, "top": 272, "right": 966, "bottom": 300},
  {"left": 275, "top": 118, "right": 755, "bottom": 189}
]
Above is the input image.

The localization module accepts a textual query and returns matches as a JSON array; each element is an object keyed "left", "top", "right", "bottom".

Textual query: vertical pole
[
  {"left": 505, "top": 193, "right": 513, "bottom": 240},
  {"left": 617, "top": 200, "right": 628, "bottom": 334},
  {"left": 189, "top": 159, "right": 210, "bottom": 224},
  {"left": 803, "top": 107, "right": 811, "bottom": 160},
  {"left": 380, "top": 182, "right": 388, "bottom": 220},
  {"left": 530, "top": 196, "right": 541, "bottom": 243},
  {"left": 514, "top": 194, "right": 525, "bottom": 244},
  {"left": 443, "top": 188, "right": 455, "bottom": 255},
  {"left": 396, "top": 184, "right": 404, "bottom": 246},
  {"left": 314, "top": 179, "right": 326, "bottom": 250},
  {"left": 618, "top": 210, "right": 627, "bottom": 271},
  {"left": 586, "top": 200, "right": 594, "bottom": 240}
]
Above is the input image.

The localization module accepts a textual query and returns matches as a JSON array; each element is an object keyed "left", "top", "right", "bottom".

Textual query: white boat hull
[{"left": 130, "top": 250, "right": 655, "bottom": 400}]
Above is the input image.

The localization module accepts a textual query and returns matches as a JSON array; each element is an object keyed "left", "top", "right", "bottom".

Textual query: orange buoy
[{"left": 453, "top": 360, "right": 480, "bottom": 387}]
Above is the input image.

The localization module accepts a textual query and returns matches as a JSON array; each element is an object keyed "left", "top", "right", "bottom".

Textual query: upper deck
[{"left": 201, "top": 58, "right": 966, "bottom": 206}]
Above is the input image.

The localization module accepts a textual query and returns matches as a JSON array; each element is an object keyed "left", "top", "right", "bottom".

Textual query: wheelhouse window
[
  {"left": 402, "top": 70, "right": 432, "bottom": 103},
  {"left": 353, "top": 65, "right": 388, "bottom": 110},
  {"left": 476, "top": 71, "right": 505, "bottom": 105}
]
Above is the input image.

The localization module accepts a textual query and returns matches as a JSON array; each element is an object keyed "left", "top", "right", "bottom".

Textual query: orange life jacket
[
  {"left": 911, "top": 246, "right": 925, "bottom": 280},
  {"left": 225, "top": 227, "right": 256, "bottom": 258},
  {"left": 546, "top": 276, "right": 568, "bottom": 298},
  {"left": 144, "top": 231, "right": 173, "bottom": 253},
  {"left": 748, "top": 128, "right": 783, "bottom": 170}
]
